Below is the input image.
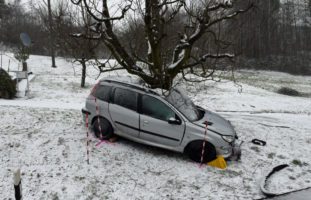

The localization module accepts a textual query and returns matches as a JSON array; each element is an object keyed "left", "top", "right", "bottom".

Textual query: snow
[
  {"left": 1, "top": 54, "right": 311, "bottom": 199},
  {"left": 223, "top": 0, "right": 233, "bottom": 6},
  {"left": 199, "top": 53, "right": 235, "bottom": 61},
  {"left": 71, "top": 33, "right": 83, "bottom": 37},
  {"left": 168, "top": 49, "right": 185, "bottom": 69},
  {"left": 147, "top": 40, "right": 152, "bottom": 55}
]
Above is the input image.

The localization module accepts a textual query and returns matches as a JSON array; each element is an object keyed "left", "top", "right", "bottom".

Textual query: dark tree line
[
  {"left": 0, "top": 0, "right": 50, "bottom": 55},
  {"left": 231, "top": 0, "right": 311, "bottom": 75},
  {"left": 117, "top": 0, "right": 311, "bottom": 76}
]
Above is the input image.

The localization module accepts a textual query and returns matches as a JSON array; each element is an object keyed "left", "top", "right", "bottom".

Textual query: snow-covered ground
[{"left": 0, "top": 54, "right": 311, "bottom": 200}]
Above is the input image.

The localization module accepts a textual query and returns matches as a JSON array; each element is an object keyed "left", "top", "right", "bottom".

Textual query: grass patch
[
  {"left": 292, "top": 159, "right": 303, "bottom": 167},
  {"left": 277, "top": 87, "right": 301, "bottom": 96},
  {"left": 0, "top": 69, "right": 17, "bottom": 99},
  {"left": 250, "top": 146, "right": 260, "bottom": 153},
  {"left": 267, "top": 153, "right": 275, "bottom": 159}
]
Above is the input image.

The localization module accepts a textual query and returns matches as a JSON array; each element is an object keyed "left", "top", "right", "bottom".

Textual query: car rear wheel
[
  {"left": 93, "top": 118, "right": 113, "bottom": 140},
  {"left": 185, "top": 141, "right": 217, "bottom": 163}
]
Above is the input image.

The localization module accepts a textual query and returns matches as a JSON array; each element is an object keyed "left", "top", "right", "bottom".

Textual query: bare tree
[
  {"left": 0, "top": 0, "right": 8, "bottom": 19},
  {"left": 52, "top": 2, "right": 103, "bottom": 87},
  {"left": 47, "top": 0, "right": 57, "bottom": 68},
  {"left": 70, "top": 0, "right": 253, "bottom": 89}
]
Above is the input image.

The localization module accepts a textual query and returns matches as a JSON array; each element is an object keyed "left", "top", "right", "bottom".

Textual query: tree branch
[
  {"left": 157, "top": 0, "right": 182, "bottom": 8},
  {"left": 207, "top": 3, "right": 254, "bottom": 28},
  {"left": 182, "top": 53, "right": 234, "bottom": 69},
  {"left": 71, "top": 0, "right": 133, "bottom": 22},
  {"left": 207, "top": 1, "right": 233, "bottom": 12}
]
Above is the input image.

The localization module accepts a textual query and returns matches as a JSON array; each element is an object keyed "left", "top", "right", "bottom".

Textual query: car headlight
[
  {"left": 220, "top": 146, "right": 231, "bottom": 154},
  {"left": 222, "top": 135, "right": 234, "bottom": 143}
]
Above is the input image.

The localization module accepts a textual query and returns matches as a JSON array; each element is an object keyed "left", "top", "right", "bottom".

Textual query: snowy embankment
[{"left": 0, "top": 54, "right": 311, "bottom": 200}]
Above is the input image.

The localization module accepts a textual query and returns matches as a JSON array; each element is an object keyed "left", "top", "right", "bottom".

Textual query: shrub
[
  {"left": 292, "top": 159, "right": 303, "bottom": 167},
  {"left": 277, "top": 87, "right": 300, "bottom": 96},
  {"left": 0, "top": 69, "right": 17, "bottom": 99}
]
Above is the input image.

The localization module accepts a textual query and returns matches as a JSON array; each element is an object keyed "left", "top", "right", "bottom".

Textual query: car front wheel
[{"left": 185, "top": 141, "right": 217, "bottom": 163}]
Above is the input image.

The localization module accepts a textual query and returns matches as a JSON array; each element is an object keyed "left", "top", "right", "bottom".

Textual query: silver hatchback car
[{"left": 82, "top": 78, "right": 241, "bottom": 162}]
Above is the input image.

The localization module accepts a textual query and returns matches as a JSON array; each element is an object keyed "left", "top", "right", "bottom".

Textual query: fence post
[{"left": 13, "top": 169, "right": 22, "bottom": 200}]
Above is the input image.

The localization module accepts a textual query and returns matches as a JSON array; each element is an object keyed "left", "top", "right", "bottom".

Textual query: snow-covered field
[{"left": 0, "top": 54, "right": 311, "bottom": 200}]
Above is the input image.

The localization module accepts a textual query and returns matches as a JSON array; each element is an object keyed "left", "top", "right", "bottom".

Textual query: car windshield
[{"left": 165, "top": 87, "right": 200, "bottom": 121}]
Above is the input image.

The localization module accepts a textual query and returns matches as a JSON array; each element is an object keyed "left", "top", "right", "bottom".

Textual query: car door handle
[{"left": 143, "top": 120, "right": 149, "bottom": 124}]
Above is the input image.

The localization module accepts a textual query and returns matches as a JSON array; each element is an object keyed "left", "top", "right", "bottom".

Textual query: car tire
[
  {"left": 92, "top": 118, "right": 113, "bottom": 140},
  {"left": 185, "top": 141, "right": 217, "bottom": 163}
]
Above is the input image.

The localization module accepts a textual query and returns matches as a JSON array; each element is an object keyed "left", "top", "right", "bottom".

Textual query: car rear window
[
  {"left": 93, "top": 85, "right": 111, "bottom": 102},
  {"left": 113, "top": 88, "right": 138, "bottom": 111}
]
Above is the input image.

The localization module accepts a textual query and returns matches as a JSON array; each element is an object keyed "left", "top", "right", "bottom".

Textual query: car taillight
[
  {"left": 87, "top": 93, "right": 95, "bottom": 100},
  {"left": 88, "top": 82, "right": 100, "bottom": 99}
]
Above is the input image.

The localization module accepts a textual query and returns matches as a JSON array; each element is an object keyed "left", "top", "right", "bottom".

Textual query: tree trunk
[
  {"left": 22, "top": 62, "right": 27, "bottom": 71},
  {"left": 81, "top": 60, "right": 86, "bottom": 88},
  {"left": 141, "top": 73, "right": 173, "bottom": 90},
  {"left": 47, "top": 0, "right": 56, "bottom": 68}
]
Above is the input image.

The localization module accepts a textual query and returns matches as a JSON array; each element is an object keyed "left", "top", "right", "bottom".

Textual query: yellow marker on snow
[{"left": 207, "top": 155, "right": 227, "bottom": 169}]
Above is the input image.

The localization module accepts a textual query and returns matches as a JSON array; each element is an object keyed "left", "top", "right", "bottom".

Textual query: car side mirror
[{"left": 168, "top": 117, "right": 181, "bottom": 125}]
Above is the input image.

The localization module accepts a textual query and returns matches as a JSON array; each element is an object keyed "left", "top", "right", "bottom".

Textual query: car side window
[
  {"left": 142, "top": 95, "right": 175, "bottom": 121},
  {"left": 94, "top": 85, "right": 111, "bottom": 102},
  {"left": 114, "top": 88, "right": 138, "bottom": 111}
]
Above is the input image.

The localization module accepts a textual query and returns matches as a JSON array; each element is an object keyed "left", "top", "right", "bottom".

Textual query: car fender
[{"left": 181, "top": 122, "right": 229, "bottom": 153}]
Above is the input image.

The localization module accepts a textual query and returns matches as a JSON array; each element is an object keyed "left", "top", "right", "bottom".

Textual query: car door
[
  {"left": 139, "top": 94, "right": 185, "bottom": 147},
  {"left": 109, "top": 87, "right": 139, "bottom": 137}
]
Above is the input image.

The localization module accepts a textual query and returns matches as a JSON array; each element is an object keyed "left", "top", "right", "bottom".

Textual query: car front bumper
[
  {"left": 218, "top": 139, "right": 242, "bottom": 161},
  {"left": 228, "top": 140, "right": 243, "bottom": 161}
]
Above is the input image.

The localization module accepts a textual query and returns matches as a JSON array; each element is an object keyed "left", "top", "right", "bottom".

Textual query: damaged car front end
[{"left": 166, "top": 87, "right": 242, "bottom": 161}]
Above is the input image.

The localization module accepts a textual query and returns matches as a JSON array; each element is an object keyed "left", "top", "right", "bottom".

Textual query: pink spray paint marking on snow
[
  {"left": 95, "top": 140, "right": 108, "bottom": 147},
  {"left": 95, "top": 139, "right": 116, "bottom": 147}
]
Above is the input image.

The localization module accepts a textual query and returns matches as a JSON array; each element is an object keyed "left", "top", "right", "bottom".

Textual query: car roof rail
[{"left": 102, "top": 79, "right": 159, "bottom": 96}]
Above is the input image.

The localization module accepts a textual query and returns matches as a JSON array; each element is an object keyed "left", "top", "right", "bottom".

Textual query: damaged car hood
[{"left": 193, "top": 109, "right": 236, "bottom": 137}]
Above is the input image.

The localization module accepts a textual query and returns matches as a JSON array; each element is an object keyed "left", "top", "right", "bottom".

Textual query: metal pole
[
  {"left": 26, "top": 62, "right": 29, "bottom": 97},
  {"left": 200, "top": 121, "right": 209, "bottom": 166},
  {"left": 0, "top": 52, "right": 2, "bottom": 69},
  {"left": 86, "top": 113, "right": 90, "bottom": 164},
  {"left": 26, "top": 76, "right": 29, "bottom": 97},
  {"left": 13, "top": 169, "right": 22, "bottom": 200}
]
